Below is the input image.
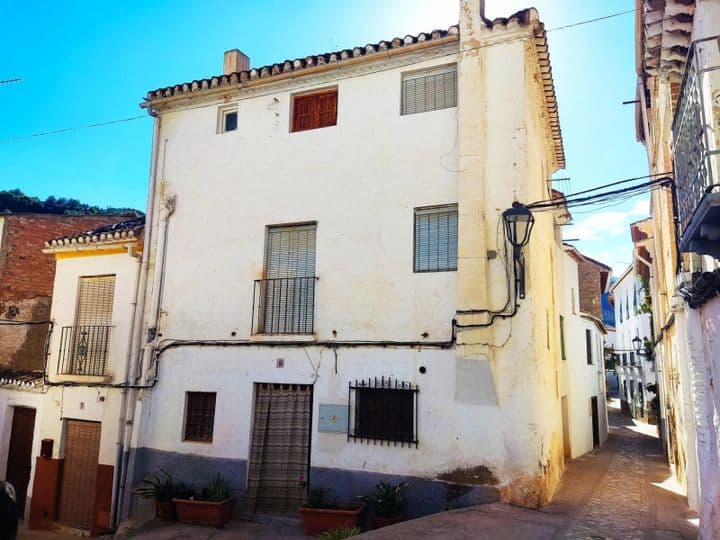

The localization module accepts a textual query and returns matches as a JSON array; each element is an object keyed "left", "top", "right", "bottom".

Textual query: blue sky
[{"left": 0, "top": 0, "right": 647, "bottom": 274}]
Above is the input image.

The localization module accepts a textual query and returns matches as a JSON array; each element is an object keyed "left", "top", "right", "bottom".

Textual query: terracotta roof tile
[{"left": 45, "top": 217, "right": 145, "bottom": 248}]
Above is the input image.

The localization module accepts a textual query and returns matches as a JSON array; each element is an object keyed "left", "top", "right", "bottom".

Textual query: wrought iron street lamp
[{"left": 502, "top": 203, "right": 535, "bottom": 299}]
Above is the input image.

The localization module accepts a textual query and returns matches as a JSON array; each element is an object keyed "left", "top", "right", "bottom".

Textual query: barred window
[
  {"left": 349, "top": 378, "right": 418, "bottom": 447},
  {"left": 184, "top": 392, "right": 216, "bottom": 442},
  {"left": 401, "top": 64, "right": 457, "bottom": 115},
  {"left": 414, "top": 205, "right": 458, "bottom": 272}
]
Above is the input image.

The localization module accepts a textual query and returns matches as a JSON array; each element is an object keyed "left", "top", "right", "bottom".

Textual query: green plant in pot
[
  {"left": 298, "top": 486, "right": 365, "bottom": 536},
  {"left": 174, "top": 473, "right": 234, "bottom": 528},
  {"left": 359, "top": 481, "right": 409, "bottom": 528},
  {"left": 135, "top": 468, "right": 178, "bottom": 521}
]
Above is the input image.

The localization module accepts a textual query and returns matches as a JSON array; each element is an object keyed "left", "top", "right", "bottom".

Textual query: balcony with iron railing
[
  {"left": 251, "top": 276, "right": 317, "bottom": 334},
  {"left": 672, "top": 36, "right": 720, "bottom": 257},
  {"left": 57, "top": 325, "right": 112, "bottom": 376}
]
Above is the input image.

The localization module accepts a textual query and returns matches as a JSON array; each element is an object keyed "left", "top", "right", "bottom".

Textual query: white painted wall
[
  {"left": 39, "top": 251, "right": 139, "bottom": 467},
  {"left": 0, "top": 389, "right": 44, "bottom": 503},
  {"left": 559, "top": 251, "right": 608, "bottom": 458}
]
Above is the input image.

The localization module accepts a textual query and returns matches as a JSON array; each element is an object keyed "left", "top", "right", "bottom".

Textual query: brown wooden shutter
[
  {"left": 75, "top": 276, "right": 115, "bottom": 326},
  {"left": 292, "top": 90, "right": 337, "bottom": 132}
]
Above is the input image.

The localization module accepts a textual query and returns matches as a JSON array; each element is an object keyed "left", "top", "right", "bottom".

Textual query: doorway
[
  {"left": 561, "top": 396, "right": 571, "bottom": 458},
  {"left": 591, "top": 396, "right": 600, "bottom": 447},
  {"left": 58, "top": 420, "right": 101, "bottom": 529},
  {"left": 6, "top": 407, "right": 36, "bottom": 518},
  {"left": 243, "top": 384, "right": 312, "bottom": 515}
]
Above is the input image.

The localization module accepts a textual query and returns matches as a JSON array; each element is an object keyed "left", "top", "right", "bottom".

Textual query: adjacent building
[
  {"left": 611, "top": 263, "right": 655, "bottom": 420},
  {"left": 634, "top": 0, "right": 720, "bottom": 535},
  {"left": 0, "top": 214, "right": 129, "bottom": 523}
]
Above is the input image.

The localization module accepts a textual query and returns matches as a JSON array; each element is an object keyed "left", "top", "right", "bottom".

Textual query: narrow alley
[{"left": 361, "top": 399, "right": 698, "bottom": 540}]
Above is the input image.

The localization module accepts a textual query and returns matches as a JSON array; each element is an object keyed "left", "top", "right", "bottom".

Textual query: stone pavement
[{"left": 362, "top": 399, "right": 698, "bottom": 539}]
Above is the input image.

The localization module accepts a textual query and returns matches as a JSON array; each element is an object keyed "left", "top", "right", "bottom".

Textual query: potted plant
[
  {"left": 359, "top": 481, "right": 408, "bottom": 529},
  {"left": 135, "top": 468, "right": 180, "bottom": 521},
  {"left": 298, "top": 487, "right": 365, "bottom": 536},
  {"left": 174, "top": 474, "right": 234, "bottom": 528}
]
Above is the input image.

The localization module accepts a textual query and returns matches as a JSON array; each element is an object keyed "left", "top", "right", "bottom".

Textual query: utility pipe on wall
[{"left": 113, "top": 114, "right": 162, "bottom": 527}]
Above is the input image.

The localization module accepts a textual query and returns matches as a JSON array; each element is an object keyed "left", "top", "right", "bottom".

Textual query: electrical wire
[{"left": 0, "top": 8, "right": 638, "bottom": 143}]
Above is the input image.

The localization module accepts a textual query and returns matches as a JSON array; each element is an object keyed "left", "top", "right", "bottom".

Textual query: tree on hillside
[{"left": 0, "top": 189, "right": 141, "bottom": 215}]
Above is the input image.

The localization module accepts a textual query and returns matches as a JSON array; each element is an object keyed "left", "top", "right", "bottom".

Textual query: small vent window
[
  {"left": 414, "top": 205, "right": 458, "bottom": 272},
  {"left": 401, "top": 64, "right": 457, "bottom": 115},
  {"left": 218, "top": 106, "right": 238, "bottom": 134}
]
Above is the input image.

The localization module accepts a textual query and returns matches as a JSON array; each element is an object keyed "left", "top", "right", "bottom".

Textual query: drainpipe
[
  {"left": 113, "top": 112, "right": 162, "bottom": 527},
  {"left": 139, "top": 192, "right": 176, "bottom": 385}
]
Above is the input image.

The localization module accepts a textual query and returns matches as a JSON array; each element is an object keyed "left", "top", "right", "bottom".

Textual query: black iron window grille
[
  {"left": 348, "top": 377, "right": 418, "bottom": 448},
  {"left": 252, "top": 276, "right": 317, "bottom": 334},
  {"left": 184, "top": 392, "right": 216, "bottom": 442},
  {"left": 672, "top": 36, "right": 720, "bottom": 244},
  {"left": 57, "top": 325, "right": 112, "bottom": 376}
]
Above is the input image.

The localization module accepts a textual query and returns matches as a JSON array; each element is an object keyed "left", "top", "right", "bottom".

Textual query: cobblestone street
[{"left": 362, "top": 399, "right": 699, "bottom": 540}]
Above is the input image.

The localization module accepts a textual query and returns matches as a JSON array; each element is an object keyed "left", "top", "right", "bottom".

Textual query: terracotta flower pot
[
  {"left": 156, "top": 500, "right": 177, "bottom": 521},
  {"left": 298, "top": 503, "right": 365, "bottom": 535},
  {"left": 173, "top": 497, "right": 234, "bottom": 528},
  {"left": 375, "top": 514, "right": 403, "bottom": 529}
]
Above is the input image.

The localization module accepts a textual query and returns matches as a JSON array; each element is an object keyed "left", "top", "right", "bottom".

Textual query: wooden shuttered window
[
  {"left": 401, "top": 64, "right": 457, "bottom": 115},
  {"left": 75, "top": 275, "right": 115, "bottom": 326},
  {"left": 414, "top": 205, "right": 458, "bottom": 272},
  {"left": 184, "top": 392, "right": 216, "bottom": 442},
  {"left": 292, "top": 90, "right": 338, "bottom": 132}
]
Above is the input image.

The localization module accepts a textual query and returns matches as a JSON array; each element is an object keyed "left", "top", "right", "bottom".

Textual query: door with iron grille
[
  {"left": 5, "top": 407, "right": 36, "bottom": 518},
  {"left": 58, "top": 420, "right": 101, "bottom": 529},
  {"left": 261, "top": 225, "right": 316, "bottom": 333},
  {"left": 70, "top": 276, "right": 115, "bottom": 375}
]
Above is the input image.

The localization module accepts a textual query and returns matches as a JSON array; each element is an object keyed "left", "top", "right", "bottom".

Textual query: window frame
[
  {"left": 413, "top": 204, "right": 458, "bottom": 273},
  {"left": 217, "top": 105, "right": 238, "bottom": 134},
  {"left": 400, "top": 63, "right": 458, "bottom": 116},
  {"left": 585, "top": 329, "right": 593, "bottom": 365},
  {"left": 290, "top": 87, "right": 338, "bottom": 133},
  {"left": 183, "top": 391, "right": 217, "bottom": 443},
  {"left": 348, "top": 378, "right": 418, "bottom": 448}
]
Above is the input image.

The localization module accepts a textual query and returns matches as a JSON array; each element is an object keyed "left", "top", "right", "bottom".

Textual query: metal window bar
[
  {"left": 252, "top": 277, "right": 317, "bottom": 334},
  {"left": 348, "top": 377, "right": 418, "bottom": 448},
  {"left": 57, "top": 325, "right": 112, "bottom": 376},
  {"left": 671, "top": 35, "right": 720, "bottom": 238}
]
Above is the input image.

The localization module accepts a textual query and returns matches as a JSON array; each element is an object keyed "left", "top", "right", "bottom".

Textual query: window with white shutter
[
  {"left": 414, "top": 205, "right": 458, "bottom": 272},
  {"left": 401, "top": 64, "right": 457, "bottom": 116},
  {"left": 258, "top": 224, "right": 317, "bottom": 333}
]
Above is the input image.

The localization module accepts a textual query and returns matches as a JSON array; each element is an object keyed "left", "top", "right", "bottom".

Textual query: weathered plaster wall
[
  {"left": 0, "top": 215, "right": 125, "bottom": 370},
  {"left": 134, "top": 1, "right": 564, "bottom": 513}
]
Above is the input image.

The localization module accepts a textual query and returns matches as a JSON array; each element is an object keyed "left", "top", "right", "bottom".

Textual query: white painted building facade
[
  {"left": 557, "top": 247, "right": 609, "bottom": 460},
  {"left": 123, "top": 2, "right": 572, "bottom": 518},
  {"left": 611, "top": 265, "right": 656, "bottom": 420}
]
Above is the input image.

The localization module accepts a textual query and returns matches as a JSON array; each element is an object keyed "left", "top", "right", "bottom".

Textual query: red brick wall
[
  {"left": 578, "top": 260, "right": 603, "bottom": 319},
  {"left": 0, "top": 214, "right": 131, "bottom": 369},
  {"left": 0, "top": 215, "right": 125, "bottom": 303}
]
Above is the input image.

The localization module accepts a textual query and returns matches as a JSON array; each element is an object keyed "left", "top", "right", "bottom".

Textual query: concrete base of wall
[{"left": 131, "top": 447, "right": 500, "bottom": 519}]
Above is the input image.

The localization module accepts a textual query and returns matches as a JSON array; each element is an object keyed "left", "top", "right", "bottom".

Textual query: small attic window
[{"left": 218, "top": 106, "right": 238, "bottom": 134}]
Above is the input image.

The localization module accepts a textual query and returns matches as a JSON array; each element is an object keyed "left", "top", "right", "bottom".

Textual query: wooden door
[
  {"left": 58, "top": 420, "right": 101, "bottom": 529},
  {"left": 6, "top": 407, "right": 36, "bottom": 517},
  {"left": 591, "top": 396, "right": 600, "bottom": 447}
]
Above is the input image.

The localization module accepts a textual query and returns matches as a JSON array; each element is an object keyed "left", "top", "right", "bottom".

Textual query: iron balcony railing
[
  {"left": 672, "top": 36, "right": 720, "bottom": 245},
  {"left": 57, "top": 325, "right": 112, "bottom": 376},
  {"left": 252, "top": 276, "right": 317, "bottom": 334}
]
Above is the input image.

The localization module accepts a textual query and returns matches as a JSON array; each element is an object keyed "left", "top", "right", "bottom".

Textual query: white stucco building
[
  {"left": 25, "top": 218, "right": 144, "bottom": 534},
  {"left": 118, "top": 1, "right": 573, "bottom": 519},
  {"left": 558, "top": 245, "right": 609, "bottom": 459},
  {"left": 611, "top": 264, "right": 656, "bottom": 421}
]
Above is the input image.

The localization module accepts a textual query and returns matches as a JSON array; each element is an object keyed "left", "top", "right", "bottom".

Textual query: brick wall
[
  {"left": 578, "top": 260, "right": 604, "bottom": 320},
  {"left": 0, "top": 214, "right": 131, "bottom": 369}
]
